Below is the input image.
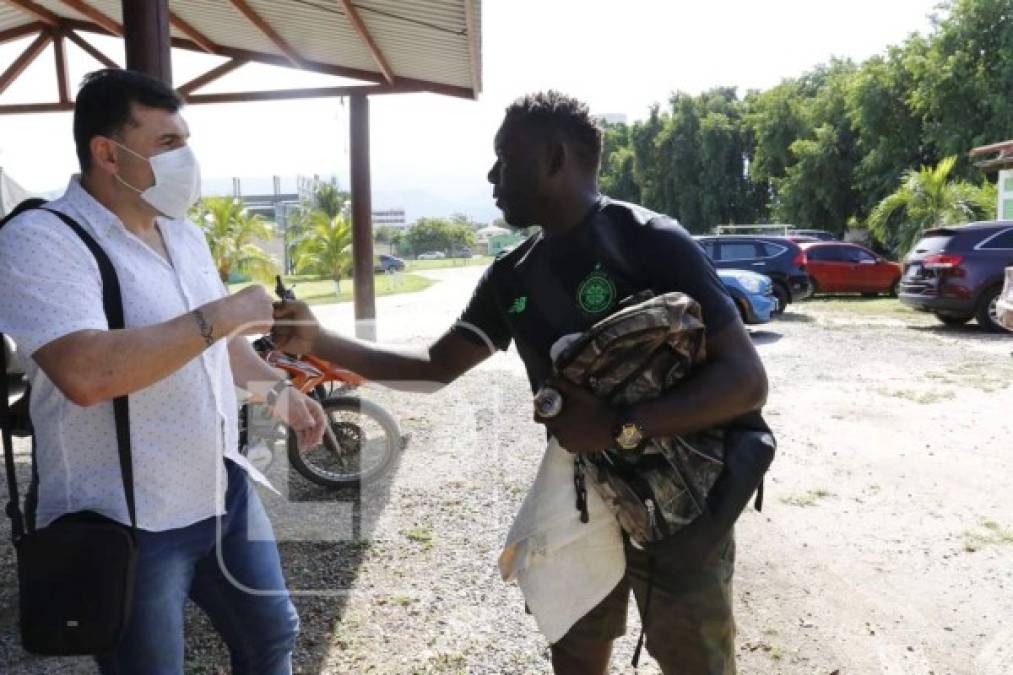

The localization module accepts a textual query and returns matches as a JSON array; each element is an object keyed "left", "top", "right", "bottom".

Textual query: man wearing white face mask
[{"left": 0, "top": 69, "right": 327, "bottom": 673}]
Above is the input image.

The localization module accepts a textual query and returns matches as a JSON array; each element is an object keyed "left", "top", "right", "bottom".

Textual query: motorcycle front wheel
[{"left": 287, "top": 395, "right": 402, "bottom": 488}]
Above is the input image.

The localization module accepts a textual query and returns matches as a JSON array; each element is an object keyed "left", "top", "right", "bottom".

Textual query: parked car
[
  {"left": 788, "top": 228, "right": 837, "bottom": 241},
  {"left": 696, "top": 235, "right": 814, "bottom": 313},
  {"left": 416, "top": 251, "right": 446, "bottom": 260},
  {"left": 798, "top": 242, "right": 902, "bottom": 296},
  {"left": 448, "top": 248, "right": 474, "bottom": 259},
  {"left": 717, "top": 269, "right": 777, "bottom": 324},
  {"left": 899, "top": 221, "right": 1013, "bottom": 332},
  {"left": 373, "top": 254, "right": 405, "bottom": 273},
  {"left": 999, "top": 266, "right": 1013, "bottom": 331}
]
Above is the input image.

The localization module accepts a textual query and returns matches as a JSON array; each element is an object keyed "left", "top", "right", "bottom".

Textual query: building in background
[
  {"left": 970, "top": 140, "right": 1013, "bottom": 219},
  {"left": 372, "top": 209, "right": 407, "bottom": 228},
  {"left": 593, "top": 113, "right": 628, "bottom": 126}
]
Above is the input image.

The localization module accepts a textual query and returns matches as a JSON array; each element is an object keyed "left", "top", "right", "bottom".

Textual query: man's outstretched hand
[{"left": 271, "top": 301, "right": 321, "bottom": 355}]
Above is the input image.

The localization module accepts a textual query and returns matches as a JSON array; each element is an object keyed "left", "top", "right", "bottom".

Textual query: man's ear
[
  {"left": 545, "top": 138, "right": 566, "bottom": 177},
  {"left": 89, "top": 136, "right": 119, "bottom": 176}
]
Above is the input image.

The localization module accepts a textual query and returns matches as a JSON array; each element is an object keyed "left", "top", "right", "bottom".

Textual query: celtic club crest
[{"left": 577, "top": 266, "right": 616, "bottom": 314}]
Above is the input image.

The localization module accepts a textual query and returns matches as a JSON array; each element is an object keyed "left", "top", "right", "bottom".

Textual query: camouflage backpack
[{"left": 551, "top": 291, "right": 773, "bottom": 548}]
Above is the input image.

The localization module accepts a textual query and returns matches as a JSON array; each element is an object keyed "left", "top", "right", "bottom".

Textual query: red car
[{"left": 799, "top": 242, "right": 902, "bottom": 295}]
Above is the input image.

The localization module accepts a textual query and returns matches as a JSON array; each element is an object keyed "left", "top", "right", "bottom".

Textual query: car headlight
[{"left": 736, "top": 274, "right": 767, "bottom": 294}]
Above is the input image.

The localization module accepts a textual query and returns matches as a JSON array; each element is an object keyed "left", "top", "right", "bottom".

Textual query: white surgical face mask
[{"left": 113, "top": 141, "right": 201, "bottom": 220}]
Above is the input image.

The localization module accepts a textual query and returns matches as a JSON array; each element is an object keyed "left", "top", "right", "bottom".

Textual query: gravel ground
[{"left": 2, "top": 268, "right": 1012, "bottom": 674}]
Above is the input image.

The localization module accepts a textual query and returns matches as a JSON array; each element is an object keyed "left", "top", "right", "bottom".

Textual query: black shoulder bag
[{"left": 1, "top": 200, "right": 138, "bottom": 656}]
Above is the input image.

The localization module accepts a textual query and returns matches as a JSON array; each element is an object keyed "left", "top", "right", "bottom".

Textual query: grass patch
[
  {"left": 405, "top": 256, "right": 493, "bottom": 271},
  {"left": 228, "top": 273, "right": 433, "bottom": 306},
  {"left": 402, "top": 528, "right": 434, "bottom": 551},
  {"left": 963, "top": 519, "right": 1013, "bottom": 553},
  {"left": 413, "top": 652, "right": 468, "bottom": 674},
  {"left": 780, "top": 489, "right": 833, "bottom": 507},
  {"left": 803, "top": 296, "right": 917, "bottom": 317},
  {"left": 873, "top": 387, "right": 956, "bottom": 405},
  {"left": 926, "top": 361, "right": 1013, "bottom": 394}
]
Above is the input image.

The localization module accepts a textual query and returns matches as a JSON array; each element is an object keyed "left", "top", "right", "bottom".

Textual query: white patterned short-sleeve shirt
[{"left": 0, "top": 176, "right": 264, "bottom": 531}]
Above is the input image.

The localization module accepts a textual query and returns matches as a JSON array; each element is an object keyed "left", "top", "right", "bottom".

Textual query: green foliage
[
  {"left": 291, "top": 210, "right": 353, "bottom": 281},
  {"left": 867, "top": 156, "right": 996, "bottom": 255},
  {"left": 598, "top": 1, "right": 1011, "bottom": 244},
  {"left": 191, "top": 196, "right": 277, "bottom": 283},
  {"left": 403, "top": 218, "right": 476, "bottom": 256}
]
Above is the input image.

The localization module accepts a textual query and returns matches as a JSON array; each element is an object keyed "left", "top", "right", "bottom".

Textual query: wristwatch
[{"left": 613, "top": 408, "right": 645, "bottom": 451}]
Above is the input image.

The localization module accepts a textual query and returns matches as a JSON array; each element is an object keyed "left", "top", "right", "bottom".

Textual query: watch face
[{"left": 617, "top": 423, "right": 643, "bottom": 450}]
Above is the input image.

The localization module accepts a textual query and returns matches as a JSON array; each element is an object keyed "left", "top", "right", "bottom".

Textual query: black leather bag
[{"left": 1, "top": 201, "right": 138, "bottom": 655}]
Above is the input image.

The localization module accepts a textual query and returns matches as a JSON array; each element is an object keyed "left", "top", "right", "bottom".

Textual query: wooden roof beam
[
  {"left": 6, "top": 0, "right": 60, "bottom": 27},
  {"left": 53, "top": 30, "right": 70, "bottom": 102},
  {"left": 169, "top": 10, "right": 218, "bottom": 55},
  {"left": 0, "top": 101, "right": 74, "bottom": 114},
  {"left": 0, "top": 30, "right": 51, "bottom": 96},
  {"left": 0, "top": 21, "right": 46, "bottom": 45},
  {"left": 57, "top": 0, "right": 122, "bottom": 36},
  {"left": 336, "top": 0, "right": 393, "bottom": 85},
  {"left": 177, "top": 58, "right": 247, "bottom": 97},
  {"left": 227, "top": 0, "right": 302, "bottom": 68},
  {"left": 64, "top": 28, "right": 119, "bottom": 69},
  {"left": 183, "top": 81, "right": 473, "bottom": 106}
]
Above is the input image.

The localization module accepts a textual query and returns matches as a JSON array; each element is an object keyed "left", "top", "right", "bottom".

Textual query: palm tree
[
  {"left": 868, "top": 156, "right": 996, "bottom": 256},
  {"left": 191, "top": 196, "right": 278, "bottom": 283},
  {"left": 291, "top": 210, "right": 353, "bottom": 294}
]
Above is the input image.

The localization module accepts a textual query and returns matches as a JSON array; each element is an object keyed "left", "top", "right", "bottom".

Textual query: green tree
[
  {"left": 303, "top": 178, "right": 349, "bottom": 219},
  {"left": 404, "top": 218, "right": 475, "bottom": 256},
  {"left": 846, "top": 45, "right": 934, "bottom": 217},
  {"left": 599, "top": 122, "right": 641, "bottom": 202},
  {"left": 867, "top": 156, "right": 995, "bottom": 255},
  {"left": 191, "top": 196, "right": 277, "bottom": 283},
  {"left": 908, "top": 0, "right": 1013, "bottom": 163},
  {"left": 291, "top": 211, "right": 353, "bottom": 292}
]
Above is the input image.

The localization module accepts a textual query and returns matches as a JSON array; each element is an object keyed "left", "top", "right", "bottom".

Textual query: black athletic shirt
[{"left": 453, "top": 196, "right": 739, "bottom": 393}]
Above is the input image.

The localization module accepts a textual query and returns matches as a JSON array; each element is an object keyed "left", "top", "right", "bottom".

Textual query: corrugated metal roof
[{"left": 0, "top": 0, "right": 481, "bottom": 98}]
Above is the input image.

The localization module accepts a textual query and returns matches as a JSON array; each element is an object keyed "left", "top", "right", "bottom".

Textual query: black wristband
[{"left": 192, "top": 309, "right": 215, "bottom": 347}]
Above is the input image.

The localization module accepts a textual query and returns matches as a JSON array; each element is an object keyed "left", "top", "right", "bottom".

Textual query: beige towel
[{"left": 499, "top": 437, "right": 626, "bottom": 643}]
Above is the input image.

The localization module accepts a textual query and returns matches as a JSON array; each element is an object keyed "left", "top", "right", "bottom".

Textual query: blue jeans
[{"left": 96, "top": 460, "right": 299, "bottom": 674}]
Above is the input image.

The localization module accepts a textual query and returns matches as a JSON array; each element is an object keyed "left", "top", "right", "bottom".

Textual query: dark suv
[
  {"left": 899, "top": 222, "right": 1013, "bottom": 332},
  {"left": 696, "top": 235, "right": 814, "bottom": 312}
]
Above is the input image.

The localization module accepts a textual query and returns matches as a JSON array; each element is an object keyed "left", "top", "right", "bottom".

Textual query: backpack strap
[{"left": 0, "top": 206, "right": 137, "bottom": 542}]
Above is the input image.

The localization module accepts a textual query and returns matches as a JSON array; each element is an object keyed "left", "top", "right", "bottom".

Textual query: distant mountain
[{"left": 201, "top": 174, "right": 501, "bottom": 225}]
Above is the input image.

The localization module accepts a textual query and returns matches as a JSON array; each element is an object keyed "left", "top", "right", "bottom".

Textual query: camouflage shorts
[{"left": 556, "top": 531, "right": 736, "bottom": 675}]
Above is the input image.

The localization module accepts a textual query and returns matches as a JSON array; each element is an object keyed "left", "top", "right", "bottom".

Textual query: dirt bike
[{"left": 239, "top": 277, "right": 407, "bottom": 488}]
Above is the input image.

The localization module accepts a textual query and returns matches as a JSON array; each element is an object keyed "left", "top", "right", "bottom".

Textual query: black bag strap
[{"left": 1, "top": 206, "right": 137, "bottom": 542}]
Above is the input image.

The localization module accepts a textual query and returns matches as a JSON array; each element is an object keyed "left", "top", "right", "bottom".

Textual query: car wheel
[
  {"left": 975, "top": 286, "right": 1004, "bottom": 333},
  {"left": 889, "top": 278, "right": 900, "bottom": 297},
  {"left": 733, "top": 297, "right": 752, "bottom": 324},
  {"left": 772, "top": 284, "right": 788, "bottom": 315},
  {"left": 935, "top": 313, "right": 972, "bottom": 327}
]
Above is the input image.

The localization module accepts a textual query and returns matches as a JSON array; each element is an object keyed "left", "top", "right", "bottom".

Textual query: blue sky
[{"left": 0, "top": 0, "right": 939, "bottom": 221}]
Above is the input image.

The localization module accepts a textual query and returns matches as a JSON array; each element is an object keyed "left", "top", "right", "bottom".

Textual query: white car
[
  {"left": 998, "top": 266, "right": 1013, "bottom": 332},
  {"left": 417, "top": 251, "right": 446, "bottom": 260}
]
